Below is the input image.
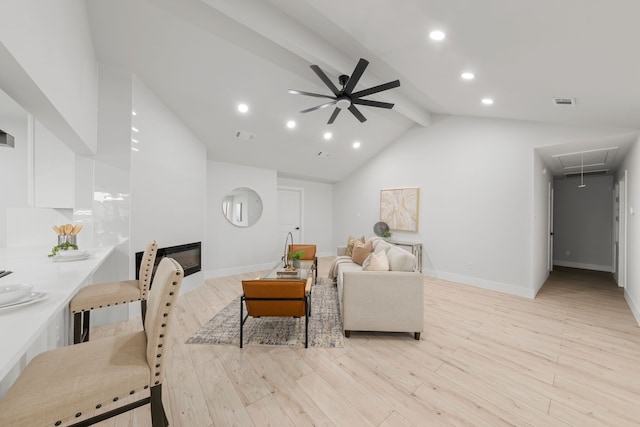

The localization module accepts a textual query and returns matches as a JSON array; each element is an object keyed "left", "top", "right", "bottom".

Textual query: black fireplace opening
[{"left": 136, "top": 241, "right": 201, "bottom": 280}]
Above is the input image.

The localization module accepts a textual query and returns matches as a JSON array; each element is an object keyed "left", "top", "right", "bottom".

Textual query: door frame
[
  {"left": 617, "top": 171, "right": 628, "bottom": 288},
  {"left": 547, "top": 183, "right": 554, "bottom": 272}
]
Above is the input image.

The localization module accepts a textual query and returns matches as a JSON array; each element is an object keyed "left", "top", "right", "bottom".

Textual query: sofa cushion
[
  {"left": 351, "top": 241, "right": 372, "bottom": 265},
  {"left": 372, "top": 238, "right": 393, "bottom": 254},
  {"left": 363, "top": 251, "right": 389, "bottom": 271},
  {"left": 346, "top": 235, "right": 365, "bottom": 256},
  {"left": 387, "top": 247, "right": 415, "bottom": 272}
]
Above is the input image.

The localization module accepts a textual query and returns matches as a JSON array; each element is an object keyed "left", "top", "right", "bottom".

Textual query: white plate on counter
[
  {"left": 0, "top": 291, "right": 47, "bottom": 310},
  {"left": 0, "top": 284, "right": 33, "bottom": 305},
  {"left": 52, "top": 250, "right": 90, "bottom": 262}
]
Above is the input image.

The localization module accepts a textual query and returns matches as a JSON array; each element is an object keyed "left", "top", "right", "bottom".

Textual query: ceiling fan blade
[
  {"left": 352, "top": 99, "right": 395, "bottom": 109},
  {"left": 348, "top": 104, "right": 367, "bottom": 123},
  {"left": 351, "top": 80, "right": 401, "bottom": 99},
  {"left": 288, "top": 89, "right": 335, "bottom": 99},
  {"left": 327, "top": 107, "right": 341, "bottom": 124},
  {"left": 310, "top": 65, "right": 341, "bottom": 96},
  {"left": 343, "top": 58, "right": 369, "bottom": 95},
  {"left": 300, "top": 100, "right": 337, "bottom": 113}
]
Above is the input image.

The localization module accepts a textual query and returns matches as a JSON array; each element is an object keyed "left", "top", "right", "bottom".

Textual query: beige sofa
[{"left": 335, "top": 237, "right": 424, "bottom": 340}]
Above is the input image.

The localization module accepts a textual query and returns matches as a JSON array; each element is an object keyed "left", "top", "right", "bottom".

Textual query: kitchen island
[{"left": 0, "top": 245, "right": 115, "bottom": 396}]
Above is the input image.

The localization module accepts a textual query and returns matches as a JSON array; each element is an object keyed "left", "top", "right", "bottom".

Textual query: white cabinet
[{"left": 34, "top": 120, "right": 74, "bottom": 208}]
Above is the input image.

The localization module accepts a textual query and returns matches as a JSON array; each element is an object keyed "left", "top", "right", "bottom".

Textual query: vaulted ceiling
[{"left": 83, "top": 0, "right": 640, "bottom": 181}]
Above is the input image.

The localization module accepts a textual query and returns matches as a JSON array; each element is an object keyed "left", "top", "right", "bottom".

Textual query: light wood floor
[{"left": 89, "top": 260, "right": 640, "bottom": 426}]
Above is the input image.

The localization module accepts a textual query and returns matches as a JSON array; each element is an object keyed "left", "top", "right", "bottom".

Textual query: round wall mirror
[{"left": 222, "top": 187, "right": 263, "bottom": 227}]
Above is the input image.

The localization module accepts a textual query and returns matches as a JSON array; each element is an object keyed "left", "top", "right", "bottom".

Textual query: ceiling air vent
[
  {"left": 235, "top": 130, "right": 255, "bottom": 141},
  {"left": 316, "top": 151, "right": 330, "bottom": 158},
  {"left": 552, "top": 97, "right": 576, "bottom": 107}
]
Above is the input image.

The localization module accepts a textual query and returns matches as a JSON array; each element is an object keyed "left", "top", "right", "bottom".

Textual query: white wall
[
  {"left": 617, "top": 137, "right": 640, "bottom": 325},
  {"left": 553, "top": 175, "right": 613, "bottom": 271},
  {"left": 0, "top": 98, "right": 28, "bottom": 248},
  {"left": 130, "top": 77, "right": 207, "bottom": 292},
  {"left": 206, "top": 161, "right": 278, "bottom": 276},
  {"left": 277, "top": 177, "right": 334, "bottom": 256},
  {"left": 0, "top": 0, "right": 98, "bottom": 154},
  {"left": 334, "top": 115, "right": 614, "bottom": 298}
]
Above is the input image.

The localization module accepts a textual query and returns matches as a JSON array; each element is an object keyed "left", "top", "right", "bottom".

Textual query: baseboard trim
[
  {"left": 625, "top": 290, "right": 640, "bottom": 327},
  {"left": 553, "top": 260, "right": 612, "bottom": 272},
  {"left": 430, "top": 271, "right": 536, "bottom": 299}
]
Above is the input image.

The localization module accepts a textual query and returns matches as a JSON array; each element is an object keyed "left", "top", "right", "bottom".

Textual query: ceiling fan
[{"left": 289, "top": 58, "right": 400, "bottom": 124}]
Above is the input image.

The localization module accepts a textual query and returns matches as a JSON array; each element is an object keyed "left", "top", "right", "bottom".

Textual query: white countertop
[{"left": 0, "top": 245, "right": 114, "bottom": 382}]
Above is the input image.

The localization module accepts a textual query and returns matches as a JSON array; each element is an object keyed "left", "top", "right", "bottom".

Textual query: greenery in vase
[
  {"left": 381, "top": 231, "right": 392, "bottom": 238},
  {"left": 48, "top": 242, "right": 79, "bottom": 257},
  {"left": 289, "top": 250, "right": 305, "bottom": 261}
]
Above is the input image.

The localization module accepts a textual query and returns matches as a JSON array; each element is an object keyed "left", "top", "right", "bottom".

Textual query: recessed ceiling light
[
  {"left": 286, "top": 120, "right": 296, "bottom": 129},
  {"left": 131, "top": 147, "right": 139, "bottom": 152},
  {"left": 353, "top": 141, "right": 361, "bottom": 149},
  {"left": 131, "top": 138, "right": 139, "bottom": 143},
  {"left": 131, "top": 110, "right": 137, "bottom": 116},
  {"left": 481, "top": 98, "right": 494, "bottom": 105},
  {"left": 323, "top": 132, "right": 332, "bottom": 140},
  {"left": 131, "top": 126, "right": 139, "bottom": 132},
  {"left": 429, "top": 30, "right": 446, "bottom": 41},
  {"left": 461, "top": 72, "right": 475, "bottom": 80},
  {"left": 237, "top": 103, "right": 249, "bottom": 113}
]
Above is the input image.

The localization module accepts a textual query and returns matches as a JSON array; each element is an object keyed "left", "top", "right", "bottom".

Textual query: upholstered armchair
[
  {"left": 288, "top": 243, "right": 318, "bottom": 278},
  {"left": 0, "top": 257, "right": 183, "bottom": 427},
  {"left": 70, "top": 240, "right": 158, "bottom": 343},
  {"left": 241, "top": 277, "right": 312, "bottom": 348}
]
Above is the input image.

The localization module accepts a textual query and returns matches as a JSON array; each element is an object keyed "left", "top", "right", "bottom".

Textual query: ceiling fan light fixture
[
  {"left": 336, "top": 98, "right": 351, "bottom": 109},
  {"left": 323, "top": 132, "right": 332, "bottom": 140}
]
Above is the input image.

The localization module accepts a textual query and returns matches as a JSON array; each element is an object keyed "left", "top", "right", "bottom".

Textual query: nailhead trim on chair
[
  {"left": 140, "top": 246, "right": 156, "bottom": 299},
  {"left": 71, "top": 296, "right": 144, "bottom": 314}
]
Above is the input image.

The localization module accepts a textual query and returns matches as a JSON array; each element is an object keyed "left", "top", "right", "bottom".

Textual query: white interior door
[{"left": 277, "top": 187, "right": 303, "bottom": 258}]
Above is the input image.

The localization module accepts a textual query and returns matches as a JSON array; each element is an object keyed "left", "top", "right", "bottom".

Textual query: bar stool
[
  {"left": 70, "top": 240, "right": 158, "bottom": 344},
  {"left": 0, "top": 257, "right": 183, "bottom": 427}
]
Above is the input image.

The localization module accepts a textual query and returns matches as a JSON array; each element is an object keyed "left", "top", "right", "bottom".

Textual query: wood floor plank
[
  {"left": 193, "top": 357, "right": 254, "bottom": 426},
  {"left": 296, "top": 371, "right": 376, "bottom": 426},
  {"left": 83, "top": 262, "right": 640, "bottom": 426},
  {"left": 298, "top": 350, "right": 394, "bottom": 425},
  {"left": 245, "top": 394, "right": 297, "bottom": 427}
]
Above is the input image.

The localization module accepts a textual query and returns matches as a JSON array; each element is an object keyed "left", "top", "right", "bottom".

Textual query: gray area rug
[{"left": 186, "top": 278, "right": 344, "bottom": 348}]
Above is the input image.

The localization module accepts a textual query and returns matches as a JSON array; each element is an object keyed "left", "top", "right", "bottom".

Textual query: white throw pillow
[
  {"left": 386, "top": 247, "right": 415, "bottom": 271},
  {"left": 363, "top": 251, "right": 389, "bottom": 271},
  {"left": 373, "top": 239, "right": 393, "bottom": 254}
]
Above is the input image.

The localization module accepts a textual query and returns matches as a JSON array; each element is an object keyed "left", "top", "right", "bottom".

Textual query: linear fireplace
[{"left": 136, "top": 241, "right": 201, "bottom": 280}]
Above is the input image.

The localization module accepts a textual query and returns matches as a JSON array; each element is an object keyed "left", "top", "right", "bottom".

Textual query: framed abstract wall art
[{"left": 380, "top": 187, "right": 420, "bottom": 232}]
